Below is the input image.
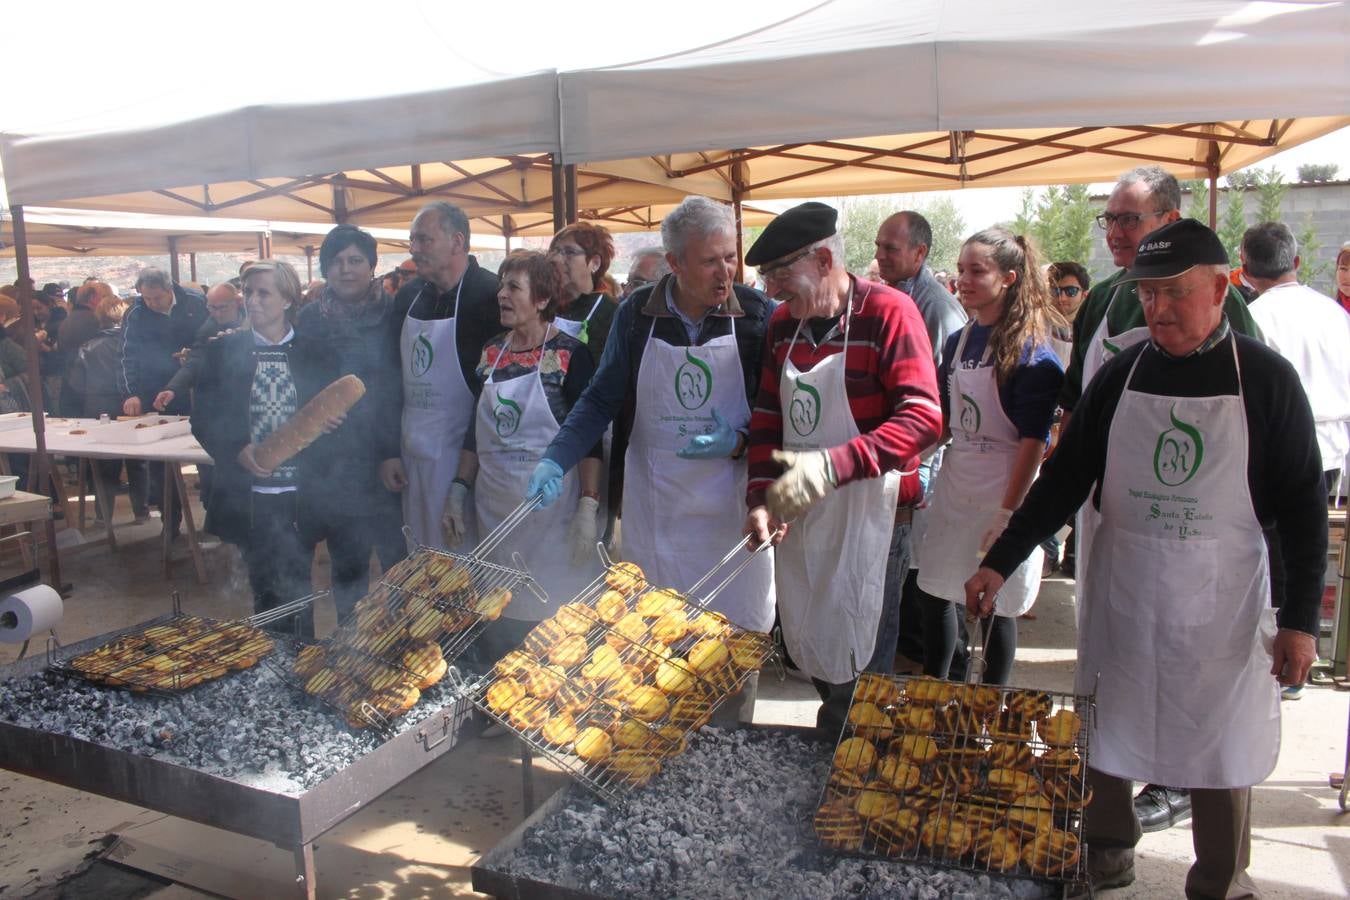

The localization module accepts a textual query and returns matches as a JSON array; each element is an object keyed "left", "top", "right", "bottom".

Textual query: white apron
[
  {"left": 775, "top": 293, "right": 899, "bottom": 683},
  {"left": 917, "top": 327, "right": 1042, "bottom": 616},
  {"left": 553, "top": 293, "right": 605, "bottom": 345},
  {"left": 1080, "top": 341, "right": 1279, "bottom": 788},
  {"left": 474, "top": 329, "right": 597, "bottom": 619},
  {"left": 622, "top": 316, "right": 776, "bottom": 632},
  {"left": 1073, "top": 281, "right": 1150, "bottom": 602},
  {"left": 400, "top": 280, "right": 474, "bottom": 548}
]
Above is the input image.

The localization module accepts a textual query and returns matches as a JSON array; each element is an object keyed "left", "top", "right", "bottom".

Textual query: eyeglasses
[
  {"left": 757, "top": 247, "right": 814, "bottom": 282},
  {"left": 1049, "top": 285, "right": 1082, "bottom": 298},
  {"left": 1095, "top": 211, "right": 1166, "bottom": 231},
  {"left": 1138, "top": 282, "right": 1200, "bottom": 304},
  {"left": 548, "top": 246, "right": 587, "bottom": 258},
  {"left": 624, "top": 276, "right": 652, "bottom": 291}
]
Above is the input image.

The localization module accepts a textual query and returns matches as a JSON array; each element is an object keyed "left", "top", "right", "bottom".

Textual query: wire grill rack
[
  {"left": 276, "top": 507, "right": 547, "bottom": 730},
  {"left": 48, "top": 592, "right": 315, "bottom": 694},
  {"left": 470, "top": 536, "right": 777, "bottom": 803},
  {"left": 812, "top": 673, "right": 1094, "bottom": 892}
]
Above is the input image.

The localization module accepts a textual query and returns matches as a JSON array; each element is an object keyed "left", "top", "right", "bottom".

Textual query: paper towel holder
[{"left": 1, "top": 566, "right": 60, "bottom": 660}]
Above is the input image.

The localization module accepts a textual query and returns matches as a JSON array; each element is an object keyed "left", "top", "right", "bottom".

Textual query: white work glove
[
  {"left": 766, "top": 449, "right": 837, "bottom": 522},
  {"left": 570, "top": 495, "right": 600, "bottom": 566},
  {"left": 979, "top": 507, "right": 1014, "bottom": 553},
  {"left": 442, "top": 481, "right": 470, "bottom": 547}
]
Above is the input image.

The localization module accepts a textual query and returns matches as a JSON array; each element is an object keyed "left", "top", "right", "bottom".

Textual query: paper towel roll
[{"left": 0, "top": 584, "right": 63, "bottom": 642}]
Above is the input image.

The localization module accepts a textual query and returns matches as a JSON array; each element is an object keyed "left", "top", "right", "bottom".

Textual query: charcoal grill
[
  {"left": 813, "top": 671, "right": 1094, "bottom": 894},
  {"left": 0, "top": 617, "right": 476, "bottom": 899},
  {"left": 48, "top": 591, "right": 315, "bottom": 694},
  {"left": 470, "top": 536, "right": 777, "bottom": 802}
]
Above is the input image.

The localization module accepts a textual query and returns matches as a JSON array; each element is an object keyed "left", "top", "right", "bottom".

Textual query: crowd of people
[{"left": 3, "top": 162, "right": 1347, "bottom": 898}]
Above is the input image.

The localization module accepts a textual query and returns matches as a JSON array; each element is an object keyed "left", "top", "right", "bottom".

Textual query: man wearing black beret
[
  {"left": 743, "top": 201, "right": 941, "bottom": 733},
  {"left": 967, "top": 219, "right": 1325, "bottom": 896}
]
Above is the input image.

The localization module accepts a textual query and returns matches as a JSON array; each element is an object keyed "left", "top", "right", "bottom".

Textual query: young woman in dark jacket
[{"left": 191, "top": 261, "right": 340, "bottom": 637}]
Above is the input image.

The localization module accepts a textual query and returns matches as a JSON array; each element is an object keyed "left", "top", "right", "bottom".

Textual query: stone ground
[{"left": 0, "top": 480, "right": 1346, "bottom": 898}]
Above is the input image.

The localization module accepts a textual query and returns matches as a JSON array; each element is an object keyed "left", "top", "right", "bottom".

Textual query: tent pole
[
  {"left": 550, "top": 156, "right": 565, "bottom": 232},
  {"left": 305, "top": 247, "right": 314, "bottom": 282},
  {"left": 1206, "top": 141, "right": 1220, "bottom": 229},
  {"left": 9, "top": 206, "right": 63, "bottom": 592},
  {"left": 732, "top": 188, "right": 745, "bottom": 285},
  {"left": 564, "top": 164, "right": 578, "bottom": 224},
  {"left": 264, "top": 233, "right": 273, "bottom": 260},
  {"left": 167, "top": 236, "right": 180, "bottom": 283},
  {"left": 503, "top": 215, "right": 514, "bottom": 253},
  {"left": 257, "top": 233, "right": 266, "bottom": 260},
  {"left": 189, "top": 252, "right": 197, "bottom": 282}
]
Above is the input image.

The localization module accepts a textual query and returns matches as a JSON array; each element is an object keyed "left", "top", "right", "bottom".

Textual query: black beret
[
  {"left": 1122, "top": 218, "right": 1229, "bottom": 281},
  {"left": 745, "top": 201, "right": 838, "bottom": 266}
]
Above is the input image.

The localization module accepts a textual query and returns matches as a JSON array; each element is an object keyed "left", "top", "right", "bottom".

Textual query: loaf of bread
[{"left": 255, "top": 374, "right": 365, "bottom": 471}]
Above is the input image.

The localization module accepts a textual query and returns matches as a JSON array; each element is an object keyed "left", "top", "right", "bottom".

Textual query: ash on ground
[
  {"left": 500, "top": 728, "right": 1052, "bottom": 900},
  {"left": 0, "top": 646, "right": 475, "bottom": 793}
]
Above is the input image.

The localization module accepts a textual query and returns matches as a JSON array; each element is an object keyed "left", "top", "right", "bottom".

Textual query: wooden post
[
  {"left": 731, "top": 156, "right": 749, "bottom": 284},
  {"left": 257, "top": 233, "right": 267, "bottom": 260},
  {"left": 502, "top": 215, "right": 514, "bottom": 254},
  {"left": 189, "top": 252, "right": 198, "bottom": 282},
  {"left": 8, "top": 207, "right": 63, "bottom": 592},
  {"left": 304, "top": 246, "right": 315, "bottom": 281},
  {"left": 550, "top": 156, "right": 565, "bottom": 232},
  {"left": 564, "top": 164, "right": 578, "bottom": 224},
  {"left": 1206, "top": 140, "right": 1221, "bottom": 229},
  {"left": 167, "top": 236, "right": 180, "bottom": 283}
]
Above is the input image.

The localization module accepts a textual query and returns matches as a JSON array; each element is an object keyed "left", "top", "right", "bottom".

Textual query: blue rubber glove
[
  {"left": 676, "top": 409, "right": 740, "bottom": 460},
  {"left": 526, "top": 459, "right": 565, "bottom": 508}
]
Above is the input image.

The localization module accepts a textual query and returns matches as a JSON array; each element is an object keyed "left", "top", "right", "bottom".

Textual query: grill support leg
[
  {"left": 521, "top": 740, "right": 535, "bottom": 815},
  {"left": 293, "top": 841, "right": 316, "bottom": 900}
]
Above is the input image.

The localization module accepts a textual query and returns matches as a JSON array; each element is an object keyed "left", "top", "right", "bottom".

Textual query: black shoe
[
  {"left": 1067, "top": 847, "right": 1136, "bottom": 897},
  {"left": 1135, "top": 784, "right": 1191, "bottom": 832}
]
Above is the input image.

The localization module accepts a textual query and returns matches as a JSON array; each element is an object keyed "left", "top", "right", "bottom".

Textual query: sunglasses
[{"left": 1050, "top": 285, "right": 1082, "bottom": 298}]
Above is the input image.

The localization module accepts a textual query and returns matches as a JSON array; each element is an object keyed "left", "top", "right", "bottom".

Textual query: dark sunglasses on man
[{"left": 1050, "top": 285, "right": 1082, "bottom": 298}]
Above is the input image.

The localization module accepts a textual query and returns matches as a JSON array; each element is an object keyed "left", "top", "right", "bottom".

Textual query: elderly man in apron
[
  {"left": 968, "top": 219, "right": 1326, "bottom": 899},
  {"left": 1058, "top": 166, "right": 1260, "bottom": 833},
  {"left": 527, "top": 196, "right": 777, "bottom": 723},
  {"left": 379, "top": 202, "right": 502, "bottom": 549},
  {"left": 742, "top": 202, "right": 942, "bottom": 735}
]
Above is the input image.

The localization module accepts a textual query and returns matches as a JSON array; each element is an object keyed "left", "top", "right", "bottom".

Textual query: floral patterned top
[{"left": 466, "top": 326, "right": 600, "bottom": 456}]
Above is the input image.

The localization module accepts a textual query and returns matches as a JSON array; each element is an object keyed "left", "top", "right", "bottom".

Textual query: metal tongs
[
  {"left": 964, "top": 613, "right": 994, "bottom": 685},
  {"left": 471, "top": 494, "right": 544, "bottom": 557},
  {"left": 684, "top": 530, "right": 781, "bottom": 610}
]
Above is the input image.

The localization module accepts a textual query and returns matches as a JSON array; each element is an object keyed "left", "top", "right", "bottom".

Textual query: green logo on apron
[
  {"left": 493, "top": 396, "right": 522, "bottom": 438},
  {"left": 674, "top": 350, "right": 713, "bottom": 410},
  {"left": 958, "top": 393, "right": 982, "bottom": 436},
  {"left": 410, "top": 333, "right": 434, "bottom": 378},
  {"left": 789, "top": 378, "right": 821, "bottom": 437},
  {"left": 1153, "top": 405, "right": 1204, "bottom": 487}
]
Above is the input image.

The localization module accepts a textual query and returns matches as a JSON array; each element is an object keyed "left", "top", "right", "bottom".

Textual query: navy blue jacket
[{"left": 120, "top": 284, "right": 208, "bottom": 413}]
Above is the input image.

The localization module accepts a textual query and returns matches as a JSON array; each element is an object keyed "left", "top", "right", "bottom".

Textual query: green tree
[
  {"left": 1010, "top": 189, "right": 1037, "bottom": 237},
  {"left": 1253, "top": 166, "right": 1287, "bottom": 224},
  {"left": 1296, "top": 214, "right": 1328, "bottom": 288},
  {"left": 838, "top": 196, "right": 894, "bottom": 275},
  {"left": 1002, "top": 185, "right": 1094, "bottom": 265},
  {"left": 1181, "top": 179, "right": 1209, "bottom": 223},
  {"left": 1217, "top": 186, "right": 1248, "bottom": 265},
  {"left": 1296, "top": 162, "right": 1339, "bottom": 183},
  {"left": 917, "top": 196, "right": 966, "bottom": 275}
]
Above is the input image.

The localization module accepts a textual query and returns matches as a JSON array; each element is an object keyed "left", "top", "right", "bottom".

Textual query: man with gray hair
[
  {"left": 968, "top": 218, "right": 1325, "bottom": 896},
  {"left": 741, "top": 201, "right": 941, "bottom": 734},
  {"left": 380, "top": 202, "right": 501, "bottom": 548},
  {"left": 1242, "top": 221, "right": 1350, "bottom": 491},
  {"left": 1060, "top": 167, "right": 1261, "bottom": 833},
  {"left": 621, "top": 247, "right": 671, "bottom": 298},
  {"left": 529, "top": 197, "right": 777, "bottom": 712}
]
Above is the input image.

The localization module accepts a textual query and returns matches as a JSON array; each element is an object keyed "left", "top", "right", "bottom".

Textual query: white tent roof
[
  {"left": 560, "top": 0, "right": 1350, "bottom": 163},
  {"left": 2, "top": 1, "right": 1347, "bottom": 219}
]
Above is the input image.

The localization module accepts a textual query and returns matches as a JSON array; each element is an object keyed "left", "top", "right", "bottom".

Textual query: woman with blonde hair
[{"left": 915, "top": 228, "right": 1066, "bottom": 684}]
